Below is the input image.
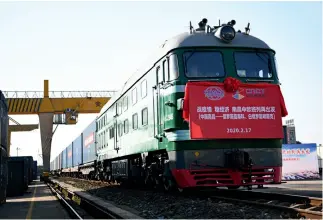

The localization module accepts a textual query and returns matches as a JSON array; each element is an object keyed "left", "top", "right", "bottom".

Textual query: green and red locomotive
[{"left": 52, "top": 18, "right": 288, "bottom": 191}]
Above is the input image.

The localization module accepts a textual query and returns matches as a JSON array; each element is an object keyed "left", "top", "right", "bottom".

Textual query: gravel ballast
[{"left": 57, "top": 177, "right": 294, "bottom": 219}]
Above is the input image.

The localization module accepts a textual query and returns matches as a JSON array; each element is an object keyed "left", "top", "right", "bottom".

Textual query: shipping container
[
  {"left": 56, "top": 156, "right": 58, "bottom": 170},
  {"left": 52, "top": 157, "right": 55, "bottom": 171},
  {"left": 25, "top": 156, "right": 33, "bottom": 183},
  {"left": 0, "top": 91, "right": 8, "bottom": 204},
  {"left": 33, "top": 161, "right": 37, "bottom": 180},
  {"left": 8, "top": 157, "right": 29, "bottom": 191},
  {"left": 82, "top": 120, "right": 97, "bottom": 164},
  {"left": 73, "top": 135, "right": 83, "bottom": 167},
  {"left": 67, "top": 144, "right": 73, "bottom": 168},
  {"left": 0, "top": 146, "right": 8, "bottom": 204},
  {"left": 58, "top": 153, "right": 61, "bottom": 170},
  {"left": 62, "top": 149, "right": 67, "bottom": 169},
  {"left": 60, "top": 152, "right": 62, "bottom": 169},
  {"left": 0, "top": 91, "right": 8, "bottom": 151},
  {"left": 7, "top": 159, "right": 25, "bottom": 197},
  {"left": 57, "top": 155, "right": 60, "bottom": 170}
]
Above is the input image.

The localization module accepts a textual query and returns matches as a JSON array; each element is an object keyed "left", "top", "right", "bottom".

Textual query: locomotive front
[{"left": 164, "top": 18, "right": 288, "bottom": 190}]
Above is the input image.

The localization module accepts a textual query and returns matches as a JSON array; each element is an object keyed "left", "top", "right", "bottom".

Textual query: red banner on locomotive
[{"left": 183, "top": 79, "right": 288, "bottom": 139}]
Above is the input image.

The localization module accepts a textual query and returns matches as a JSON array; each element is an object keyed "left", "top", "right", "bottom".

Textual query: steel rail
[
  {"left": 48, "top": 180, "right": 125, "bottom": 219},
  {"left": 47, "top": 183, "right": 83, "bottom": 219},
  {"left": 206, "top": 189, "right": 322, "bottom": 219},
  {"left": 55, "top": 176, "right": 323, "bottom": 219}
]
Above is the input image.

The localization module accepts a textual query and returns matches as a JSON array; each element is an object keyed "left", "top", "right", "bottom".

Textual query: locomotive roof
[{"left": 99, "top": 31, "right": 273, "bottom": 115}]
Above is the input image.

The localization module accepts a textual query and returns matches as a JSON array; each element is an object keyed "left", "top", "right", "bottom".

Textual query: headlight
[
  {"left": 220, "top": 25, "right": 235, "bottom": 41},
  {"left": 215, "top": 25, "right": 236, "bottom": 43}
]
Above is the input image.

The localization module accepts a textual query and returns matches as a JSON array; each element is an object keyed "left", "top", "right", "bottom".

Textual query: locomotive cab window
[
  {"left": 184, "top": 51, "right": 225, "bottom": 78},
  {"left": 234, "top": 52, "right": 273, "bottom": 78},
  {"left": 273, "top": 56, "right": 279, "bottom": 80},
  {"left": 169, "top": 54, "right": 179, "bottom": 81}
]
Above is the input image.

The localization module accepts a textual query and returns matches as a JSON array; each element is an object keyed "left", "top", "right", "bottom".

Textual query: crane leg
[{"left": 39, "top": 113, "right": 54, "bottom": 172}]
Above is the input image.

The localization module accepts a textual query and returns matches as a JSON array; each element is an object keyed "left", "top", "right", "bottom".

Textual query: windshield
[
  {"left": 183, "top": 51, "right": 225, "bottom": 78},
  {"left": 234, "top": 52, "right": 273, "bottom": 78}
]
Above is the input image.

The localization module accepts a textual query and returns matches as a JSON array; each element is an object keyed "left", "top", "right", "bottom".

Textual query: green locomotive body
[{"left": 94, "top": 18, "right": 286, "bottom": 190}]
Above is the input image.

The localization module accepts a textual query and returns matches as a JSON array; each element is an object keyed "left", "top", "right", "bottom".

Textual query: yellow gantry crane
[
  {"left": 8, "top": 116, "right": 39, "bottom": 156},
  {"left": 4, "top": 80, "right": 115, "bottom": 172}
]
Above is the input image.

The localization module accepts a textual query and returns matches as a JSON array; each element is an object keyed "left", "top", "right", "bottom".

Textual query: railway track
[
  {"left": 201, "top": 189, "right": 322, "bottom": 219},
  {"left": 57, "top": 176, "right": 322, "bottom": 219},
  {"left": 47, "top": 180, "right": 129, "bottom": 219},
  {"left": 47, "top": 183, "right": 84, "bottom": 219}
]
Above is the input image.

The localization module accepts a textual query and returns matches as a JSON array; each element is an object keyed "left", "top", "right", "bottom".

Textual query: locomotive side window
[
  {"left": 163, "top": 59, "right": 169, "bottom": 81},
  {"left": 142, "top": 108, "right": 148, "bottom": 126},
  {"left": 184, "top": 51, "right": 225, "bottom": 78},
  {"left": 123, "top": 96, "right": 128, "bottom": 112},
  {"left": 99, "top": 134, "right": 102, "bottom": 150},
  {"left": 109, "top": 126, "right": 114, "bottom": 139},
  {"left": 157, "top": 66, "right": 163, "bottom": 84},
  {"left": 141, "top": 80, "right": 147, "bottom": 98},
  {"left": 234, "top": 52, "right": 273, "bottom": 78},
  {"left": 106, "top": 129, "right": 108, "bottom": 146},
  {"left": 169, "top": 54, "right": 179, "bottom": 81},
  {"left": 124, "top": 119, "right": 129, "bottom": 134},
  {"left": 103, "top": 131, "right": 106, "bottom": 147},
  {"left": 132, "top": 113, "right": 138, "bottom": 130},
  {"left": 118, "top": 123, "right": 123, "bottom": 137},
  {"left": 97, "top": 134, "right": 100, "bottom": 150},
  {"left": 132, "top": 87, "right": 137, "bottom": 105}
]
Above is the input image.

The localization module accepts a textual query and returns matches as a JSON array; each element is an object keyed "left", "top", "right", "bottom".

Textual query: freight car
[
  {"left": 0, "top": 90, "right": 8, "bottom": 203},
  {"left": 51, "top": 18, "right": 289, "bottom": 191},
  {"left": 33, "top": 160, "right": 38, "bottom": 180},
  {"left": 8, "top": 156, "right": 34, "bottom": 190}
]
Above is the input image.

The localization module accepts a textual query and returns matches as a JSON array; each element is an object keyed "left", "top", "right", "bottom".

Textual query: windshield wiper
[
  {"left": 256, "top": 51, "right": 273, "bottom": 75},
  {"left": 255, "top": 51, "right": 269, "bottom": 64},
  {"left": 184, "top": 51, "right": 197, "bottom": 66}
]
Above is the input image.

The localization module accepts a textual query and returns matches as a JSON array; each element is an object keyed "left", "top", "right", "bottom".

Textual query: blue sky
[{"left": 0, "top": 1, "right": 321, "bottom": 164}]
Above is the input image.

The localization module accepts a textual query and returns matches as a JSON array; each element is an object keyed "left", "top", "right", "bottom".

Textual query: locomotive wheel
[
  {"left": 144, "top": 172, "right": 154, "bottom": 188},
  {"left": 153, "top": 176, "right": 163, "bottom": 190},
  {"left": 162, "top": 176, "right": 174, "bottom": 192}
]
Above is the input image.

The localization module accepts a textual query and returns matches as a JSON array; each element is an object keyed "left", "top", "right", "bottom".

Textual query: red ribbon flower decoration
[{"left": 224, "top": 77, "right": 241, "bottom": 93}]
